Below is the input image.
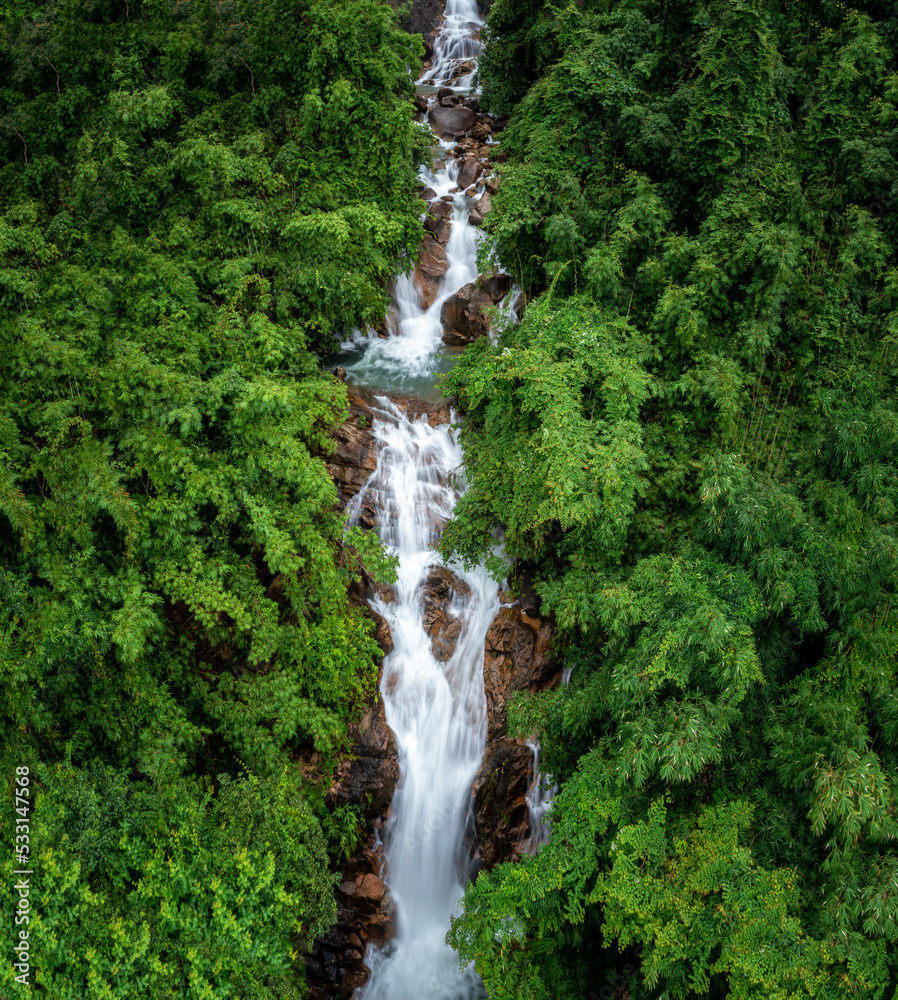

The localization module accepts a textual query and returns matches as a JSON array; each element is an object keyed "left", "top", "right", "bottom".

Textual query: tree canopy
[
  {"left": 444, "top": 1, "right": 898, "bottom": 997},
  {"left": 0, "top": 1, "right": 424, "bottom": 995}
]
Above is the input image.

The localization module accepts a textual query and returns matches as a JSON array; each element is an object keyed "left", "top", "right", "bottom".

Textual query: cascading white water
[
  {"left": 338, "top": 7, "right": 499, "bottom": 998},
  {"left": 519, "top": 671, "right": 573, "bottom": 854},
  {"left": 339, "top": 155, "right": 481, "bottom": 398},
  {"left": 349, "top": 400, "right": 498, "bottom": 1000},
  {"left": 418, "top": 0, "right": 483, "bottom": 89},
  {"left": 520, "top": 739, "right": 555, "bottom": 854}
]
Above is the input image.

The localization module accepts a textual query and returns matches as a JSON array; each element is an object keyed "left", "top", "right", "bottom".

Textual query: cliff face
[{"left": 385, "top": 0, "right": 444, "bottom": 55}]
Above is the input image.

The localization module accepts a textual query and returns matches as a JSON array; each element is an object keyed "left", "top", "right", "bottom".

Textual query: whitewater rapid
[{"left": 344, "top": 3, "right": 498, "bottom": 997}]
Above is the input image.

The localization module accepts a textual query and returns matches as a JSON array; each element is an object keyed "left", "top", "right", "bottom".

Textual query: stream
[{"left": 334, "top": 4, "right": 516, "bottom": 996}]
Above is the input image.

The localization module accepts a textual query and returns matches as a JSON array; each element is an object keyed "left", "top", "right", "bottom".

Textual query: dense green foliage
[
  {"left": 446, "top": 0, "right": 898, "bottom": 997},
  {"left": 0, "top": 1, "right": 424, "bottom": 995}
]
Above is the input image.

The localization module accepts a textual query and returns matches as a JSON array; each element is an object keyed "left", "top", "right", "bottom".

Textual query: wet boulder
[
  {"left": 414, "top": 233, "right": 449, "bottom": 309},
  {"left": 480, "top": 271, "right": 512, "bottom": 303},
  {"left": 429, "top": 104, "right": 477, "bottom": 140},
  {"left": 421, "top": 566, "right": 471, "bottom": 661},
  {"left": 469, "top": 190, "right": 492, "bottom": 226},
  {"left": 417, "top": 233, "right": 449, "bottom": 277},
  {"left": 440, "top": 281, "right": 495, "bottom": 345},
  {"left": 424, "top": 199, "right": 453, "bottom": 243},
  {"left": 456, "top": 157, "right": 483, "bottom": 189}
]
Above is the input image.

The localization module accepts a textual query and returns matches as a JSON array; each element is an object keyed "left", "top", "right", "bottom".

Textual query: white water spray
[
  {"left": 350, "top": 400, "right": 498, "bottom": 1000},
  {"left": 520, "top": 740, "right": 555, "bottom": 854},
  {"left": 418, "top": 0, "right": 484, "bottom": 90},
  {"left": 341, "top": 6, "right": 498, "bottom": 998}
]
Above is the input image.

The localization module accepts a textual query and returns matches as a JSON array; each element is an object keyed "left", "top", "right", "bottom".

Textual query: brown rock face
[
  {"left": 470, "top": 190, "right": 492, "bottom": 226},
  {"left": 429, "top": 104, "right": 477, "bottom": 139},
  {"left": 440, "top": 281, "right": 495, "bottom": 345},
  {"left": 327, "top": 696, "right": 399, "bottom": 819},
  {"left": 414, "top": 271, "right": 441, "bottom": 310},
  {"left": 424, "top": 200, "right": 453, "bottom": 243},
  {"left": 456, "top": 157, "right": 483, "bottom": 189},
  {"left": 418, "top": 234, "right": 449, "bottom": 277},
  {"left": 371, "top": 610, "right": 394, "bottom": 656},
  {"left": 325, "top": 396, "right": 378, "bottom": 506},
  {"left": 421, "top": 566, "right": 471, "bottom": 661},
  {"left": 305, "top": 831, "right": 395, "bottom": 998},
  {"left": 414, "top": 233, "right": 450, "bottom": 308},
  {"left": 471, "top": 737, "right": 533, "bottom": 869},
  {"left": 483, "top": 607, "right": 555, "bottom": 743},
  {"left": 480, "top": 271, "right": 512, "bottom": 303}
]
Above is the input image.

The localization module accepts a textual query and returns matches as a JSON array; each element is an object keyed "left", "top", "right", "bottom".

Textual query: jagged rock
[
  {"left": 485, "top": 172, "right": 500, "bottom": 195},
  {"left": 437, "top": 86, "right": 456, "bottom": 100},
  {"left": 449, "top": 59, "right": 475, "bottom": 83},
  {"left": 440, "top": 94, "right": 460, "bottom": 107},
  {"left": 456, "top": 157, "right": 483, "bottom": 189},
  {"left": 471, "top": 737, "right": 533, "bottom": 869},
  {"left": 424, "top": 200, "right": 452, "bottom": 243},
  {"left": 413, "top": 94, "right": 428, "bottom": 114},
  {"left": 305, "top": 829, "right": 393, "bottom": 998},
  {"left": 325, "top": 397, "right": 378, "bottom": 504},
  {"left": 480, "top": 271, "right": 512, "bottom": 302},
  {"left": 417, "top": 234, "right": 449, "bottom": 277},
  {"left": 470, "top": 190, "right": 492, "bottom": 226},
  {"left": 429, "top": 104, "right": 477, "bottom": 140},
  {"left": 440, "top": 281, "right": 495, "bottom": 345},
  {"left": 327, "top": 694, "right": 399, "bottom": 819},
  {"left": 416, "top": 184, "right": 437, "bottom": 201},
  {"left": 483, "top": 607, "right": 555, "bottom": 742},
  {"left": 422, "top": 566, "right": 471, "bottom": 661}
]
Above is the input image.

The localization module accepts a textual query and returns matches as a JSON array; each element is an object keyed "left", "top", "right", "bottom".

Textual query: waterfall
[
  {"left": 418, "top": 0, "right": 484, "bottom": 90},
  {"left": 337, "top": 6, "right": 497, "bottom": 998},
  {"left": 349, "top": 401, "right": 498, "bottom": 1000},
  {"left": 519, "top": 669, "right": 573, "bottom": 855},
  {"left": 520, "top": 740, "right": 555, "bottom": 855}
]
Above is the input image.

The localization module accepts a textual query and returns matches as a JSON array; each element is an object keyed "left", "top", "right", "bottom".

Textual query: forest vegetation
[
  {"left": 443, "top": 1, "right": 898, "bottom": 998},
  {"left": 0, "top": 1, "right": 423, "bottom": 996},
  {"left": 1, "top": 0, "right": 897, "bottom": 998}
]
